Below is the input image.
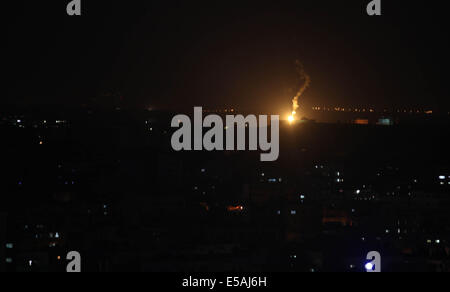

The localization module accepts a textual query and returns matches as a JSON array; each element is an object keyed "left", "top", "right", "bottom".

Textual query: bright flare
[{"left": 288, "top": 115, "right": 295, "bottom": 123}]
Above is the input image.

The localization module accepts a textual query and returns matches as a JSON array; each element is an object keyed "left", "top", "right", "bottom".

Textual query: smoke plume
[{"left": 292, "top": 60, "right": 311, "bottom": 116}]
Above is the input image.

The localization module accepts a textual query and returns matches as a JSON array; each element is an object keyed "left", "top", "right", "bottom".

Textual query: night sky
[{"left": 4, "top": 0, "right": 449, "bottom": 113}]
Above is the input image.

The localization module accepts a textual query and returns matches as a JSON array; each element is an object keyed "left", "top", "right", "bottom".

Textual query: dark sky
[{"left": 4, "top": 0, "right": 450, "bottom": 113}]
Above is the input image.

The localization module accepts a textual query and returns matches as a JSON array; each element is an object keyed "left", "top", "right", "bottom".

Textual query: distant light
[
  {"left": 6, "top": 243, "right": 13, "bottom": 249},
  {"left": 17, "top": 120, "right": 21, "bottom": 123},
  {"left": 436, "top": 240, "right": 440, "bottom": 244},
  {"left": 439, "top": 176, "right": 446, "bottom": 180},
  {"left": 356, "top": 190, "right": 361, "bottom": 195},
  {"left": 227, "top": 205, "right": 244, "bottom": 212},
  {"left": 6, "top": 258, "right": 13, "bottom": 264},
  {"left": 365, "top": 263, "right": 374, "bottom": 271}
]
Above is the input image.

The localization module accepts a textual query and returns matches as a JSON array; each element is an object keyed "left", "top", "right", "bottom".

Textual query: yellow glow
[{"left": 288, "top": 115, "right": 295, "bottom": 123}]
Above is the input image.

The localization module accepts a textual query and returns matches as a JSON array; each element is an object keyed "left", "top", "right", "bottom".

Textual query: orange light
[
  {"left": 227, "top": 205, "right": 244, "bottom": 212},
  {"left": 288, "top": 115, "right": 295, "bottom": 123}
]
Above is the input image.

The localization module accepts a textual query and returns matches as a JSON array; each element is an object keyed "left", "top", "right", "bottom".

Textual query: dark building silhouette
[{"left": 0, "top": 213, "right": 6, "bottom": 272}]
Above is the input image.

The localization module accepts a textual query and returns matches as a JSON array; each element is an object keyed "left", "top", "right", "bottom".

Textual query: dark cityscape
[{"left": 2, "top": 0, "right": 450, "bottom": 279}]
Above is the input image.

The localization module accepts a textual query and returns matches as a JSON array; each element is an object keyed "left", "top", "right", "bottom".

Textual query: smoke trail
[{"left": 292, "top": 60, "right": 311, "bottom": 116}]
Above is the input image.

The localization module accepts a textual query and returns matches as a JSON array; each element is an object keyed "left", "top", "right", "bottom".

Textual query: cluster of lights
[
  {"left": 438, "top": 175, "right": 450, "bottom": 186},
  {"left": 313, "top": 107, "right": 376, "bottom": 113},
  {"left": 203, "top": 109, "right": 236, "bottom": 113},
  {"left": 312, "top": 107, "right": 434, "bottom": 114}
]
